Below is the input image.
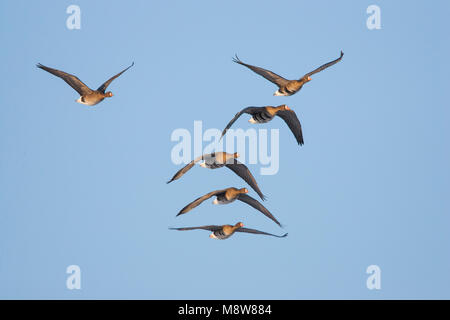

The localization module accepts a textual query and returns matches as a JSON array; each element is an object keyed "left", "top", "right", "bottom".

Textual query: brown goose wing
[
  {"left": 167, "top": 155, "right": 204, "bottom": 183},
  {"left": 97, "top": 62, "right": 134, "bottom": 93},
  {"left": 225, "top": 160, "right": 265, "bottom": 201},
  {"left": 169, "top": 225, "right": 222, "bottom": 232},
  {"left": 237, "top": 194, "right": 282, "bottom": 227},
  {"left": 303, "top": 51, "right": 344, "bottom": 78},
  {"left": 276, "top": 109, "right": 304, "bottom": 145},
  {"left": 235, "top": 227, "right": 288, "bottom": 238},
  {"left": 177, "top": 189, "right": 228, "bottom": 216},
  {"left": 220, "top": 107, "right": 263, "bottom": 139},
  {"left": 233, "top": 55, "right": 289, "bottom": 88},
  {"left": 36, "top": 63, "right": 92, "bottom": 96}
]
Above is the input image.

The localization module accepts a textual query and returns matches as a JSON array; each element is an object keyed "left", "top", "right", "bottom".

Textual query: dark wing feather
[
  {"left": 97, "top": 62, "right": 134, "bottom": 93},
  {"left": 303, "top": 51, "right": 344, "bottom": 78},
  {"left": 233, "top": 55, "right": 289, "bottom": 88},
  {"left": 177, "top": 189, "right": 228, "bottom": 216},
  {"left": 37, "top": 63, "right": 92, "bottom": 96},
  {"left": 237, "top": 194, "right": 282, "bottom": 227},
  {"left": 235, "top": 227, "right": 288, "bottom": 238},
  {"left": 225, "top": 159, "right": 266, "bottom": 201},
  {"left": 276, "top": 109, "right": 304, "bottom": 145},
  {"left": 220, "top": 107, "right": 263, "bottom": 139},
  {"left": 167, "top": 155, "right": 204, "bottom": 183},
  {"left": 169, "top": 225, "right": 222, "bottom": 232}
]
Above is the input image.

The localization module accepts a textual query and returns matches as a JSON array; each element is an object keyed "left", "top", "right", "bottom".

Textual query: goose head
[{"left": 234, "top": 222, "right": 244, "bottom": 229}]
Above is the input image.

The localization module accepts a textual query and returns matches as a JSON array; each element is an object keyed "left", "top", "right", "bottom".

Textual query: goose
[
  {"left": 169, "top": 222, "right": 287, "bottom": 240},
  {"left": 36, "top": 62, "right": 134, "bottom": 106},
  {"left": 220, "top": 105, "right": 303, "bottom": 145},
  {"left": 233, "top": 51, "right": 343, "bottom": 96},
  {"left": 167, "top": 152, "right": 266, "bottom": 200},
  {"left": 177, "top": 187, "right": 281, "bottom": 227}
]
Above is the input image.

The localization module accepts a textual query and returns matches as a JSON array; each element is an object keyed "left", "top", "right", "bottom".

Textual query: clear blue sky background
[{"left": 1, "top": 0, "right": 449, "bottom": 299}]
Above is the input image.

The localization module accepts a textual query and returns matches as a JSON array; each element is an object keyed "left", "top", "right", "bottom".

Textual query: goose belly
[
  {"left": 76, "top": 96, "right": 102, "bottom": 106},
  {"left": 213, "top": 195, "right": 236, "bottom": 205},
  {"left": 250, "top": 112, "right": 274, "bottom": 124},
  {"left": 212, "top": 230, "right": 232, "bottom": 240},
  {"left": 202, "top": 162, "right": 225, "bottom": 169},
  {"left": 202, "top": 155, "right": 225, "bottom": 169}
]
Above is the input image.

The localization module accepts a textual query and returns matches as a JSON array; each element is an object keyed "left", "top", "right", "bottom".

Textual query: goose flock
[
  {"left": 36, "top": 51, "right": 343, "bottom": 240},
  {"left": 167, "top": 51, "right": 344, "bottom": 240}
]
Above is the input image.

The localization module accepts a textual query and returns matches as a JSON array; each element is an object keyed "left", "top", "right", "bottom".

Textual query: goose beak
[{"left": 307, "top": 76, "right": 311, "bottom": 81}]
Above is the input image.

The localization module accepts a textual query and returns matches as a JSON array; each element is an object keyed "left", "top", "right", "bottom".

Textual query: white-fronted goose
[
  {"left": 169, "top": 222, "right": 287, "bottom": 240},
  {"left": 221, "top": 105, "right": 304, "bottom": 145},
  {"left": 233, "top": 51, "right": 343, "bottom": 96},
  {"left": 36, "top": 62, "right": 134, "bottom": 106},
  {"left": 167, "top": 152, "right": 266, "bottom": 200},
  {"left": 177, "top": 187, "right": 281, "bottom": 227}
]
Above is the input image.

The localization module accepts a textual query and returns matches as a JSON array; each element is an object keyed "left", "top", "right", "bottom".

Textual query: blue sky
[{"left": 0, "top": 0, "right": 449, "bottom": 299}]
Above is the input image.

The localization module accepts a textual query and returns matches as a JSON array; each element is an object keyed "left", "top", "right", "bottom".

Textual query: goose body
[
  {"left": 233, "top": 51, "right": 343, "bottom": 96},
  {"left": 37, "top": 62, "right": 134, "bottom": 106},
  {"left": 177, "top": 187, "right": 281, "bottom": 226},
  {"left": 76, "top": 92, "right": 109, "bottom": 106},
  {"left": 170, "top": 222, "right": 288, "bottom": 240},
  {"left": 212, "top": 188, "right": 240, "bottom": 205},
  {"left": 167, "top": 152, "right": 266, "bottom": 200},
  {"left": 209, "top": 224, "right": 239, "bottom": 240},
  {"left": 212, "top": 190, "right": 238, "bottom": 205},
  {"left": 221, "top": 105, "right": 304, "bottom": 146},
  {"left": 248, "top": 109, "right": 274, "bottom": 124}
]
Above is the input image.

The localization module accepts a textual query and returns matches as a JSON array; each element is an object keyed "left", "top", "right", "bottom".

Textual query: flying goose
[
  {"left": 169, "top": 222, "right": 287, "bottom": 240},
  {"left": 177, "top": 187, "right": 281, "bottom": 227},
  {"left": 221, "top": 105, "right": 303, "bottom": 145},
  {"left": 167, "top": 152, "right": 266, "bottom": 200},
  {"left": 233, "top": 51, "right": 343, "bottom": 96},
  {"left": 36, "top": 62, "right": 134, "bottom": 106}
]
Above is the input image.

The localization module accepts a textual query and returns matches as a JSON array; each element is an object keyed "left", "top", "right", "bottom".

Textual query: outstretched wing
[
  {"left": 220, "top": 107, "right": 262, "bottom": 139},
  {"left": 167, "top": 155, "right": 205, "bottom": 183},
  {"left": 237, "top": 194, "right": 282, "bottom": 227},
  {"left": 303, "top": 51, "right": 344, "bottom": 78},
  {"left": 177, "top": 189, "right": 228, "bottom": 216},
  {"left": 276, "top": 109, "right": 304, "bottom": 145},
  {"left": 225, "top": 159, "right": 266, "bottom": 201},
  {"left": 97, "top": 62, "right": 134, "bottom": 93},
  {"left": 169, "top": 225, "right": 222, "bottom": 232},
  {"left": 233, "top": 55, "right": 289, "bottom": 88},
  {"left": 37, "top": 63, "right": 92, "bottom": 96},
  {"left": 235, "top": 227, "right": 287, "bottom": 238}
]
